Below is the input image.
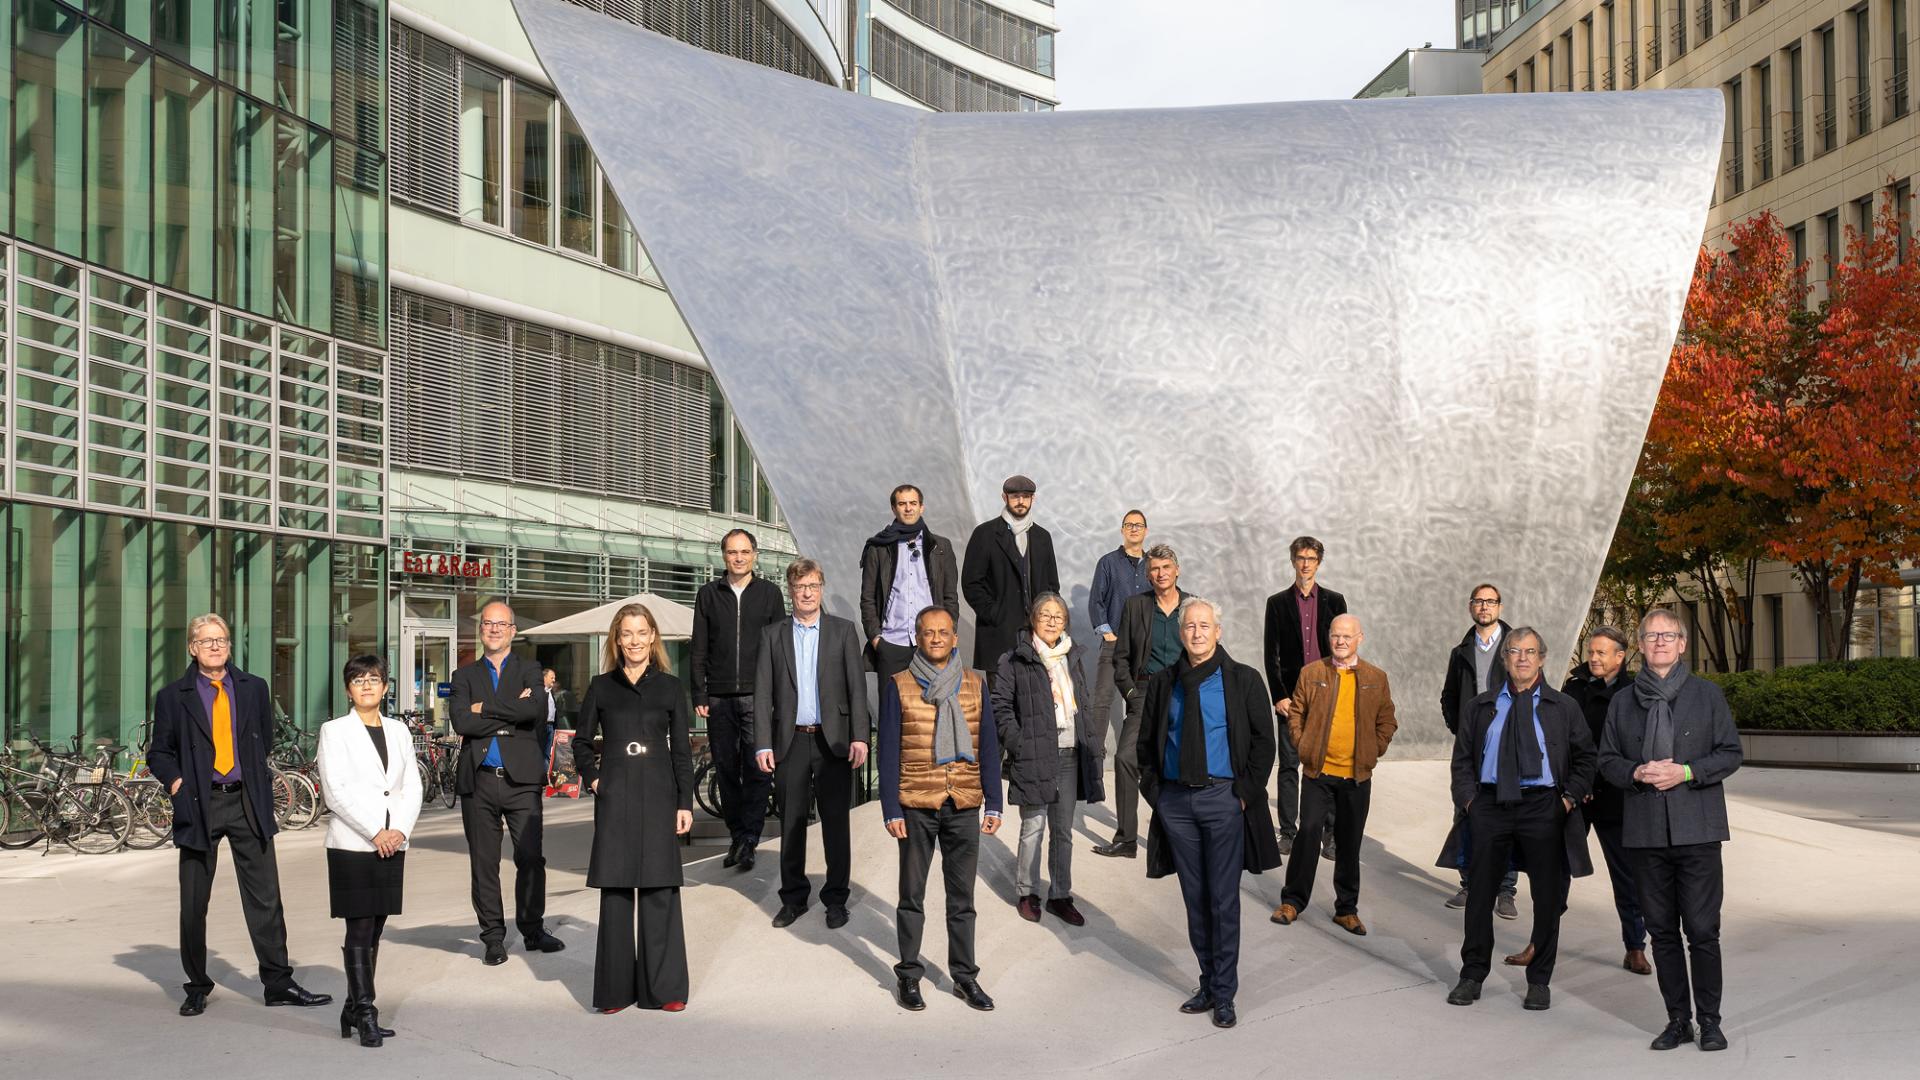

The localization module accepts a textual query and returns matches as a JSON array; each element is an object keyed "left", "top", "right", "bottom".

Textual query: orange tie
[{"left": 210, "top": 678, "right": 236, "bottom": 776}]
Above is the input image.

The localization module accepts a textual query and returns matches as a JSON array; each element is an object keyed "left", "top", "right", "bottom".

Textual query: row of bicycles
[{"left": 0, "top": 714, "right": 465, "bottom": 857}]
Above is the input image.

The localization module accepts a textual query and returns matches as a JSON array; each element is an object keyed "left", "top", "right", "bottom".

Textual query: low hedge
[{"left": 1701, "top": 657, "right": 1920, "bottom": 734}]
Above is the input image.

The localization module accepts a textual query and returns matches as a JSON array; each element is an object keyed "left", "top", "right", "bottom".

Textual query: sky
[{"left": 1053, "top": 0, "right": 1460, "bottom": 110}]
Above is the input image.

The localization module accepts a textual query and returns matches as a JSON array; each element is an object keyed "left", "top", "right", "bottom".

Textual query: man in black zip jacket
[{"left": 692, "top": 528, "right": 788, "bottom": 871}]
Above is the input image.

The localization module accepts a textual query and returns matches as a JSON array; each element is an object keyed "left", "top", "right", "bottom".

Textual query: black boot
[
  {"left": 340, "top": 947, "right": 383, "bottom": 1048},
  {"left": 366, "top": 944, "right": 395, "bottom": 1038}
]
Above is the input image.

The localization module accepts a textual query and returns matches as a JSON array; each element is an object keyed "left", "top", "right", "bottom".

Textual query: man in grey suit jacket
[
  {"left": 1599, "top": 608, "right": 1743, "bottom": 1054},
  {"left": 755, "top": 557, "right": 870, "bottom": 930}
]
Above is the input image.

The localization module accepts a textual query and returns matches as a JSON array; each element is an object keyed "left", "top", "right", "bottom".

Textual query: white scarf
[
  {"left": 1003, "top": 509, "right": 1034, "bottom": 557},
  {"left": 1034, "top": 633, "right": 1077, "bottom": 748}
]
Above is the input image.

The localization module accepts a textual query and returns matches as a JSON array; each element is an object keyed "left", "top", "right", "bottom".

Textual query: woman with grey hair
[{"left": 991, "top": 592, "right": 1103, "bottom": 926}]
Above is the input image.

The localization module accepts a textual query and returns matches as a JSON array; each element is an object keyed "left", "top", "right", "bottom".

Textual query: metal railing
[
  {"left": 1890, "top": 69, "right": 1911, "bottom": 120},
  {"left": 1849, "top": 89, "right": 1872, "bottom": 135},
  {"left": 1785, "top": 119, "right": 1804, "bottom": 167},
  {"left": 1754, "top": 139, "right": 1773, "bottom": 182},
  {"left": 1814, "top": 107, "right": 1837, "bottom": 153},
  {"left": 1724, "top": 158, "right": 1744, "bottom": 193}
]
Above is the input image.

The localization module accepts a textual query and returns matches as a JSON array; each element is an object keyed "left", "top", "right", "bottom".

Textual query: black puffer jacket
[{"left": 990, "top": 635, "right": 1103, "bottom": 807}]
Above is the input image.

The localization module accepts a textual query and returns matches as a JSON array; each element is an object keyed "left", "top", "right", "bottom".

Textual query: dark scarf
[
  {"left": 1175, "top": 648, "right": 1229, "bottom": 785},
  {"left": 1633, "top": 663, "right": 1688, "bottom": 763},
  {"left": 1495, "top": 678, "right": 1545, "bottom": 805},
  {"left": 866, "top": 518, "right": 929, "bottom": 550}
]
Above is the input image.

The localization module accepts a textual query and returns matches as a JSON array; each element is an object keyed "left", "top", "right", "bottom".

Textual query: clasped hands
[
  {"left": 1634, "top": 758, "right": 1688, "bottom": 790},
  {"left": 885, "top": 814, "right": 1001, "bottom": 839},
  {"left": 469, "top": 688, "right": 534, "bottom": 714},
  {"left": 371, "top": 829, "right": 406, "bottom": 857}
]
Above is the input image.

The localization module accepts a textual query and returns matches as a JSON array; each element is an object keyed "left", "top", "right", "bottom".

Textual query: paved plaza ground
[{"left": 2, "top": 761, "right": 1914, "bottom": 1078}]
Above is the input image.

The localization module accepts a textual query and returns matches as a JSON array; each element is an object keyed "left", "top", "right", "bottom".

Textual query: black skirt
[{"left": 327, "top": 848, "right": 406, "bottom": 919}]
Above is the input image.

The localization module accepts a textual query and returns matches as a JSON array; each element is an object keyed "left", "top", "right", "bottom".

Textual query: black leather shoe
[
  {"left": 1211, "top": 1001, "right": 1237, "bottom": 1028},
  {"left": 772, "top": 905, "right": 807, "bottom": 928},
  {"left": 1178, "top": 988, "right": 1213, "bottom": 1014},
  {"left": 482, "top": 941, "right": 508, "bottom": 966},
  {"left": 736, "top": 845, "right": 756, "bottom": 872},
  {"left": 179, "top": 991, "right": 208, "bottom": 1017},
  {"left": 952, "top": 979, "right": 994, "bottom": 1011},
  {"left": 1320, "top": 833, "right": 1336, "bottom": 861},
  {"left": 1650, "top": 1019, "right": 1695, "bottom": 1051},
  {"left": 264, "top": 981, "right": 332, "bottom": 1007},
  {"left": 1091, "top": 839, "right": 1137, "bottom": 859},
  {"left": 1523, "top": 984, "right": 1551, "bottom": 1011},
  {"left": 1446, "top": 978, "right": 1482, "bottom": 1006},
  {"left": 1277, "top": 833, "right": 1294, "bottom": 857},
  {"left": 825, "top": 905, "right": 850, "bottom": 930},
  {"left": 1698, "top": 1021, "right": 1728, "bottom": 1052},
  {"left": 895, "top": 977, "right": 925, "bottom": 1011},
  {"left": 723, "top": 840, "right": 741, "bottom": 868},
  {"left": 524, "top": 930, "right": 566, "bottom": 953}
]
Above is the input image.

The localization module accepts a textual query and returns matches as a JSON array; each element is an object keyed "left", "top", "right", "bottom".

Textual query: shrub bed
[{"left": 1702, "top": 657, "right": 1920, "bottom": 733}]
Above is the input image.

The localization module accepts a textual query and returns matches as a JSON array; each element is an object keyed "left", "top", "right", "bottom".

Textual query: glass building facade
[{"left": 2, "top": 1, "right": 390, "bottom": 760}]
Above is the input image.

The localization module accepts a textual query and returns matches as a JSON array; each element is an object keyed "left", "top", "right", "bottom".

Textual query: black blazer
[
  {"left": 1598, "top": 674, "right": 1743, "bottom": 848},
  {"left": 1112, "top": 588, "right": 1188, "bottom": 699},
  {"left": 858, "top": 527, "right": 960, "bottom": 664},
  {"left": 451, "top": 652, "right": 548, "bottom": 793},
  {"left": 149, "top": 663, "right": 278, "bottom": 852},
  {"left": 1136, "top": 651, "right": 1282, "bottom": 879},
  {"left": 1440, "top": 621, "right": 1511, "bottom": 734},
  {"left": 1561, "top": 667, "right": 1632, "bottom": 824},
  {"left": 1261, "top": 585, "right": 1347, "bottom": 705},
  {"left": 1439, "top": 681, "right": 1598, "bottom": 879},
  {"left": 752, "top": 614, "right": 869, "bottom": 762},
  {"left": 961, "top": 518, "right": 1061, "bottom": 671}
]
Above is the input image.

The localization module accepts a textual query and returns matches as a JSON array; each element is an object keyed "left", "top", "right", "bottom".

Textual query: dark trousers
[
  {"left": 1272, "top": 721, "right": 1336, "bottom": 841},
  {"left": 1555, "top": 817, "right": 1647, "bottom": 951},
  {"left": 1281, "top": 774, "right": 1370, "bottom": 915},
  {"left": 894, "top": 800, "right": 981, "bottom": 982},
  {"left": 1631, "top": 842, "right": 1724, "bottom": 1024},
  {"left": 1111, "top": 691, "right": 1145, "bottom": 844},
  {"left": 1460, "top": 788, "right": 1566, "bottom": 985},
  {"left": 593, "top": 887, "right": 689, "bottom": 1010},
  {"left": 1157, "top": 782, "right": 1244, "bottom": 1004},
  {"left": 178, "top": 785, "right": 293, "bottom": 994},
  {"left": 774, "top": 728, "right": 853, "bottom": 910},
  {"left": 873, "top": 640, "right": 915, "bottom": 680},
  {"left": 1090, "top": 636, "right": 1118, "bottom": 752},
  {"left": 707, "top": 695, "right": 772, "bottom": 848},
  {"left": 460, "top": 770, "right": 547, "bottom": 944},
  {"left": 1453, "top": 803, "right": 1520, "bottom": 895}
]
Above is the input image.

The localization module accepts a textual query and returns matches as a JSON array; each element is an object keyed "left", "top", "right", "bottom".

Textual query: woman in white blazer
[{"left": 316, "top": 655, "right": 421, "bottom": 1048}]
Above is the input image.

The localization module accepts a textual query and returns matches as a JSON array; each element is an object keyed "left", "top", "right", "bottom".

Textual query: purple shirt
[
  {"left": 194, "top": 669, "right": 243, "bottom": 783},
  {"left": 1295, "top": 586, "right": 1322, "bottom": 669}
]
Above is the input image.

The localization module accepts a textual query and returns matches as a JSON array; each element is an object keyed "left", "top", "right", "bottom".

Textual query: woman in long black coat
[{"left": 574, "top": 602, "right": 694, "bottom": 1013}]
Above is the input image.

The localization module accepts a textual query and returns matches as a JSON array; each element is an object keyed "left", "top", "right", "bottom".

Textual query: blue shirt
[
  {"left": 480, "top": 656, "right": 505, "bottom": 768},
  {"left": 879, "top": 538, "right": 934, "bottom": 647},
  {"left": 1479, "top": 682, "right": 1555, "bottom": 788},
  {"left": 1088, "top": 547, "right": 1150, "bottom": 636},
  {"left": 793, "top": 617, "right": 821, "bottom": 727},
  {"left": 1163, "top": 669, "right": 1232, "bottom": 780}
]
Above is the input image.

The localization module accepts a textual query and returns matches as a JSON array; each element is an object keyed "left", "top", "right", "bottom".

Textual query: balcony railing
[
  {"left": 1697, "top": 3, "right": 1713, "bottom": 40},
  {"left": 1814, "top": 107, "right": 1837, "bottom": 153},
  {"left": 1785, "top": 119, "right": 1804, "bottom": 167},
  {"left": 1724, "top": 158, "right": 1744, "bottom": 193},
  {"left": 1601, "top": 67, "right": 1615, "bottom": 90},
  {"left": 1624, "top": 52, "right": 1638, "bottom": 84},
  {"left": 1891, "top": 69, "right": 1911, "bottom": 120},
  {"left": 1849, "top": 89, "right": 1872, "bottom": 135},
  {"left": 1648, "top": 38, "right": 1662, "bottom": 71},
  {"left": 1754, "top": 139, "right": 1773, "bottom": 182}
]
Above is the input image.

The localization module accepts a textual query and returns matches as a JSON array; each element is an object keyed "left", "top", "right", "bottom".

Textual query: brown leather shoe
[
  {"left": 1017, "top": 895, "right": 1042, "bottom": 922},
  {"left": 1331, "top": 913, "right": 1367, "bottom": 936},
  {"left": 1503, "top": 943, "right": 1536, "bottom": 967},
  {"left": 1044, "top": 897, "right": 1086, "bottom": 927},
  {"left": 1624, "top": 949, "right": 1653, "bottom": 975},
  {"left": 1270, "top": 903, "right": 1299, "bottom": 925}
]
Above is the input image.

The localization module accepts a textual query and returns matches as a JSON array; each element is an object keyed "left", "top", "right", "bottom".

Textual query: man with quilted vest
[{"left": 877, "top": 606, "right": 1004, "bottom": 1014}]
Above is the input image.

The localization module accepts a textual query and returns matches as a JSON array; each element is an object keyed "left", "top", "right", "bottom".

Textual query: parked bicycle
[
  {"left": 0, "top": 736, "right": 135, "bottom": 855},
  {"left": 401, "top": 710, "right": 459, "bottom": 811},
  {"left": 72, "top": 735, "right": 172, "bottom": 850},
  {"left": 268, "top": 728, "right": 324, "bottom": 830}
]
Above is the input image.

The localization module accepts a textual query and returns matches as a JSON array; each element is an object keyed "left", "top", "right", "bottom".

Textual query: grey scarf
[
  {"left": 1633, "top": 663, "right": 1688, "bottom": 762},
  {"left": 910, "top": 651, "right": 972, "bottom": 765}
]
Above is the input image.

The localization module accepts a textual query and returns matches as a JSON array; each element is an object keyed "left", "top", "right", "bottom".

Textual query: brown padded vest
[{"left": 891, "top": 668, "right": 985, "bottom": 811}]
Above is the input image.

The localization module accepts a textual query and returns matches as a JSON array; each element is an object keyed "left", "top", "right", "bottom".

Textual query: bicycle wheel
[
  {"left": 124, "top": 783, "right": 173, "bottom": 849},
  {"left": 694, "top": 761, "right": 721, "bottom": 818},
  {"left": 60, "top": 784, "right": 134, "bottom": 854},
  {"left": 418, "top": 757, "right": 440, "bottom": 806},
  {"left": 1, "top": 787, "right": 51, "bottom": 849},
  {"left": 286, "top": 772, "right": 320, "bottom": 830},
  {"left": 439, "top": 758, "right": 457, "bottom": 809},
  {"left": 270, "top": 768, "right": 298, "bottom": 828}
]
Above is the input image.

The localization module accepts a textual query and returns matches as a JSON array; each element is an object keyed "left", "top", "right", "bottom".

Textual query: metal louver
[{"left": 389, "top": 27, "right": 461, "bottom": 215}]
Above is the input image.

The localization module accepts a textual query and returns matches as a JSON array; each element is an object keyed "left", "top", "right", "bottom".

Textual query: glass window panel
[
  {"left": 88, "top": 389, "right": 147, "bottom": 424},
  {"left": 279, "top": 381, "right": 329, "bottom": 409},
  {"left": 460, "top": 63, "right": 503, "bottom": 225},
  {"left": 279, "top": 481, "right": 328, "bottom": 506},
  {"left": 277, "top": 508, "right": 328, "bottom": 533},
  {"left": 279, "top": 456, "right": 327, "bottom": 482},
  {"left": 19, "top": 313, "right": 81, "bottom": 351},
  {"left": 17, "top": 435, "right": 81, "bottom": 469},
  {"left": 220, "top": 472, "right": 271, "bottom": 499},
  {"left": 336, "top": 490, "right": 382, "bottom": 514},
  {"left": 18, "top": 249, "right": 80, "bottom": 289},
  {"left": 216, "top": 0, "right": 275, "bottom": 100},
  {"left": 91, "top": 274, "right": 146, "bottom": 308},
  {"left": 17, "top": 343, "right": 80, "bottom": 379},
  {"left": 90, "top": 303, "right": 147, "bottom": 337},
  {"left": 218, "top": 366, "right": 270, "bottom": 396},
  {"left": 6, "top": 504, "right": 84, "bottom": 746},
  {"left": 159, "top": 292, "right": 211, "bottom": 327},
  {"left": 86, "top": 28, "right": 153, "bottom": 278},
  {"left": 280, "top": 333, "right": 329, "bottom": 362},
  {"left": 90, "top": 332, "right": 147, "bottom": 367},
  {"left": 0, "top": 1, "right": 12, "bottom": 231},
  {"left": 88, "top": 447, "right": 145, "bottom": 479},
  {"left": 17, "top": 281, "right": 80, "bottom": 319},
  {"left": 279, "top": 405, "right": 327, "bottom": 433},
  {"left": 733, "top": 423, "right": 753, "bottom": 517},
  {"left": 87, "top": 363, "right": 147, "bottom": 396},
  {"left": 155, "top": 59, "right": 217, "bottom": 298},
  {"left": 154, "top": 489, "right": 210, "bottom": 517},
  {"left": 558, "top": 106, "right": 594, "bottom": 254},
  {"left": 152, "top": 0, "right": 216, "bottom": 72},
  {"left": 17, "top": 373, "right": 79, "bottom": 410},
  {"left": 273, "top": 117, "right": 333, "bottom": 332},
  {"left": 157, "top": 404, "right": 212, "bottom": 437},
  {"left": 89, "top": 419, "right": 146, "bottom": 452},
  {"left": 332, "top": 143, "right": 385, "bottom": 347},
  {"left": 217, "top": 89, "right": 275, "bottom": 317},
  {"left": 159, "top": 350, "right": 211, "bottom": 381},
  {"left": 510, "top": 84, "right": 553, "bottom": 244},
  {"left": 220, "top": 392, "right": 271, "bottom": 422},
  {"left": 155, "top": 460, "right": 211, "bottom": 488},
  {"left": 276, "top": 0, "right": 333, "bottom": 128},
  {"left": 13, "top": 0, "right": 86, "bottom": 256},
  {"left": 220, "top": 445, "right": 270, "bottom": 473},
  {"left": 335, "top": 515, "right": 381, "bottom": 538},
  {"left": 601, "top": 178, "right": 636, "bottom": 274},
  {"left": 16, "top": 466, "right": 81, "bottom": 498},
  {"left": 19, "top": 406, "right": 81, "bottom": 440},
  {"left": 220, "top": 498, "right": 270, "bottom": 525},
  {"left": 160, "top": 324, "right": 212, "bottom": 356},
  {"left": 89, "top": 478, "right": 146, "bottom": 508},
  {"left": 221, "top": 418, "right": 271, "bottom": 446},
  {"left": 77, "top": 511, "right": 151, "bottom": 752}
]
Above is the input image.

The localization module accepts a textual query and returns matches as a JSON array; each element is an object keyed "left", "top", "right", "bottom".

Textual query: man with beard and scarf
[
  {"left": 962, "top": 475, "right": 1060, "bottom": 683},
  {"left": 1137, "top": 597, "right": 1280, "bottom": 1030},
  {"left": 860, "top": 484, "right": 960, "bottom": 679},
  {"left": 877, "top": 606, "right": 1004, "bottom": 1013},
  {"left": 1599, "top": 609, "right": 1742, "bottom": 1054},
  {"left": 1443, "top": 626, "right": 1596, "bottom": 1013}
]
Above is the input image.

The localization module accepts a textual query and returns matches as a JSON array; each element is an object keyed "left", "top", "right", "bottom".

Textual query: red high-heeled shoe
[
  {"left": 661, "top": 1001, "right": 686, "bottom": 1012},
  {"left": 598, "top": 1005, "right": 627, "bottom": 1015}
]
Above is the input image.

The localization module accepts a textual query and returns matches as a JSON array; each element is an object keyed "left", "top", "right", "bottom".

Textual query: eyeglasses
[
  {"left": 348, "top": 675, "right": 385, "bottom": 688},
  {"left": 191, "top": 637, "right": 230, "bottom": 649},
  {"left": 1035, "top": 612, "right": 1066, "bottom": 623},
  {"left": 792, "top": 583, "right": 822, "bottom": 594},
  {"left": 1641, "top": 631, "right": 1682, "bottom": 644},
  {"left": 1504, "top": 647, "right": 1543, "bottom": 660},
  {"left": 1470, "top": 598, "right": 1501, "bottom": 608},
  {"left": 479, "top": 620, "right": 514, "bottom": 631},
  {"left": 1121, "top": 522, "right": 1146, "bottom": 530},
  {"left": 1292, "top": 555, "right": 1321, "bottom": 564}
]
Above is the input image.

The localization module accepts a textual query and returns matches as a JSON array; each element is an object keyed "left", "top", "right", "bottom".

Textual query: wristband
[{"left": 1682, "top": 764, "right": 1693, "bottom": 783}]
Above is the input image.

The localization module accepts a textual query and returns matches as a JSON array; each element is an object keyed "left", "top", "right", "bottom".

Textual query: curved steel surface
[{"left": 514, "top": 0, "right": 1722, "bottom": 754}]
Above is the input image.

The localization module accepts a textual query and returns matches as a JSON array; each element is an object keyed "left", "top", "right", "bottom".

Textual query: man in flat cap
[{"left": 962, "top": 475, "right": 1060, "bottom": 686}]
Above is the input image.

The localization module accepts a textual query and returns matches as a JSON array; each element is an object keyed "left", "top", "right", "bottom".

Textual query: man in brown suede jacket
[{"left": 1272, "top": 614, "right": 1397, "bottom": 935}]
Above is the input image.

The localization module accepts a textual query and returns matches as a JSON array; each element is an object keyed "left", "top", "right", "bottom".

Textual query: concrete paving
[{"left": 1, "top": 761, "right": 1915, "bottom": 1079}]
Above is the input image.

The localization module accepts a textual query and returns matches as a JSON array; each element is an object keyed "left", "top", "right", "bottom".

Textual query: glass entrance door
[{"left": 400, "top": 627, "right": 457, "bottom": 732}]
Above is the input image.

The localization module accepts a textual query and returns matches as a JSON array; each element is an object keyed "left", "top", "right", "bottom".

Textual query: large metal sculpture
[{"left": 514, "top": 0, "right": 1722, "bottom": 753}]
